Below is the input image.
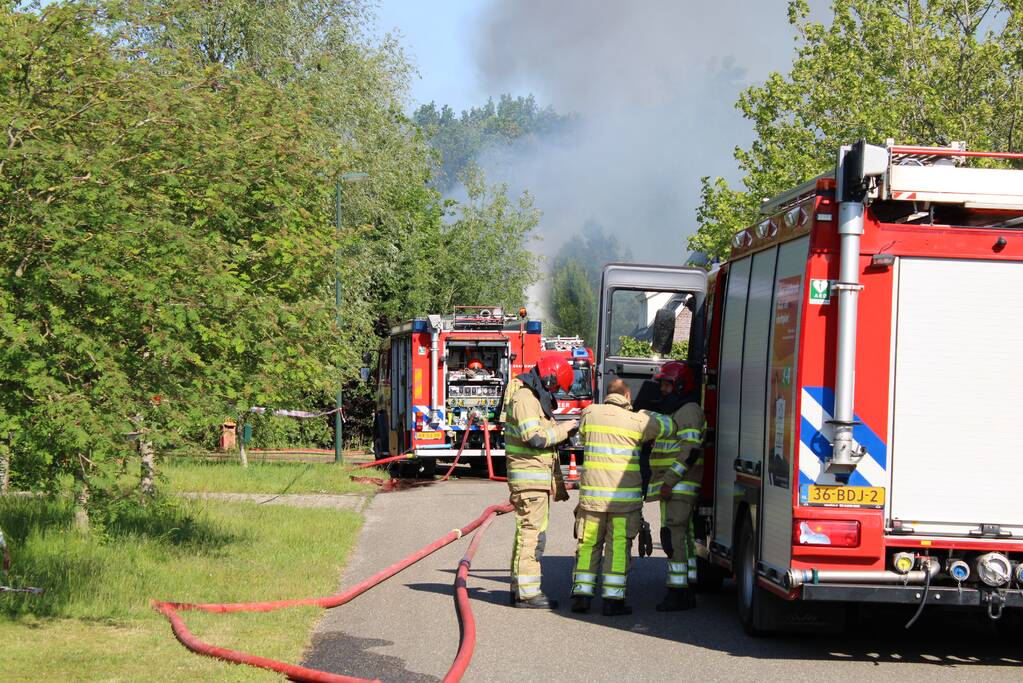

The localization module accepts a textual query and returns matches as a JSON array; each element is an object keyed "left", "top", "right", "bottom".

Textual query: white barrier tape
[{"left": 249, "top": 407, "right": 344, "bottom": 421}]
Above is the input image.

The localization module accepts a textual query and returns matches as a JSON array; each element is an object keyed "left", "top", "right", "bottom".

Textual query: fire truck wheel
[
  {"left": 735, "top": 518, "right": 780, "bottom": 636},
  {"left": 418, "top": 458, "right": 437, "bottom": 479},
  {"left": 469, "top": 458, "right": 487, "bottom": 476}
]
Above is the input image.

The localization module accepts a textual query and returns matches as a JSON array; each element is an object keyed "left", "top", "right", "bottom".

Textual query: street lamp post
[{"left": 334, "top": 171, "right": 368, "bottom": 464}]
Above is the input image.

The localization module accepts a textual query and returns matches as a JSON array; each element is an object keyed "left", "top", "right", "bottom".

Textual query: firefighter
[
  {"left": 571, "top": 380, "right": 673, "bottom": 616},
  {"left": 646, "top": 360, "right": 705, "bottom": 612},
  {"left": 504, "top": 355, "right": 577, "bottom": 609}
]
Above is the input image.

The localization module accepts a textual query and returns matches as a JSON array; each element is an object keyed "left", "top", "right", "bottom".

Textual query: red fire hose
[
  {"left": 153, "top": 501, "right": 514, "bottom": 682},
  {"left": 444, "top": 511, "right": 496, "bottom": 683},
  {"left": 352, "top": 452, "right": 413, "bottom": 469}
]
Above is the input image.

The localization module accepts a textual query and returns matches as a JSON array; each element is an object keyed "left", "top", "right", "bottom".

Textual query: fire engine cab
[
  {"left": 597, "top": 141, "right": 1023, "bottom": 633},
  {"left": 374, "top": 306, "right": 542, "bottom": 475}
]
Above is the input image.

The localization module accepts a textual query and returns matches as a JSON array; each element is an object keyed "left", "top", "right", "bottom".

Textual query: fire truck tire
[
  {"left": 735, "top": 518, "right": 780, "bottom": 636},
  {"left": 418, "top": 458, "right": 437, "bottom": 479},
  {"left": 491, "top": 457, "right": 507, "bottom": 477}
]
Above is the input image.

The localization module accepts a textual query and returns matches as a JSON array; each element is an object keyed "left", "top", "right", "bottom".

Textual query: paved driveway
[{"left": 304, "top": 480, "right": 1020, "bottom": 682}]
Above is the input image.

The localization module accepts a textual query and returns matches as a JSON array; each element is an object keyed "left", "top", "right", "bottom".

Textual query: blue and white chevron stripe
[
  {"left": 798, "top": 386, "right": 887, "bottom": 488},
  {"left": 412, "top": 404, "right": 450, "bottom": 430}
]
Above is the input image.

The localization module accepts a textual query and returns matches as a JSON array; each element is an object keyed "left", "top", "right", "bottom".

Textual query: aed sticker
[
  {"left": 418, "top": 346, "right": 427, "bottom": 355},
  {"left": 809, "top": 279, "right": 834, "bottom": 305}
]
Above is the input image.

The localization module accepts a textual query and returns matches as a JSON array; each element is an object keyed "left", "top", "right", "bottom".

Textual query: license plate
[
  {"left": 417, "top": 431, "right": 443, "bottom": 440},
  {"left": 805, "top": 485, "right": 885, "bottom": 508}
]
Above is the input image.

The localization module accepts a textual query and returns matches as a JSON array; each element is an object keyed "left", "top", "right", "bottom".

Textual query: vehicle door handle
[{"left": 734, "top": 459, "right": 761, "bottom": 475}]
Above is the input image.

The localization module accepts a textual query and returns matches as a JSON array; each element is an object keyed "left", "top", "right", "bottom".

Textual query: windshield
[
  {"left": 555, "top": 364, "right": 593, "bottom": 400},
  {"left": 607, "top": 288, "right": 690, "bottom": 358}
]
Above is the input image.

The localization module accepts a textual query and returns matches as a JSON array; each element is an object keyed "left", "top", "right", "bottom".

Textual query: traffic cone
[{"left": 568, "top": 452, "right": 579, "bottom": 481}]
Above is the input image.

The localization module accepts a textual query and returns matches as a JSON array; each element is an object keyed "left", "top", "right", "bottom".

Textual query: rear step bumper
[{"left": 802, "top": 582, "right": 1023, "bottom": 607}]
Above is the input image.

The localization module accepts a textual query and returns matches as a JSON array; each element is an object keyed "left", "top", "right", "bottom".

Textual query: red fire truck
[
  {"left": 596, "top": 141, "right": 1023, "bottom": 632},
  {"left": 373, "top": 306, "right": 543, "bottom": 475},
  {"left": 541, "top": 336, "right": 596, "bottom": 462},
  {"left": 541, "top": 336, "right": 596, "bottom": 416}
]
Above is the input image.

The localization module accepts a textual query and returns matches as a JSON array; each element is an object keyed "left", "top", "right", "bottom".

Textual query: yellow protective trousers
[
  {"left": 572, "top": 509, "right": 640, "bottom": 600},
  {"left": 510, "top": 491, "right": 550, "bottom": 600},
  {"left": 661, "top": 498, "right": 697, "bottom": 588}
]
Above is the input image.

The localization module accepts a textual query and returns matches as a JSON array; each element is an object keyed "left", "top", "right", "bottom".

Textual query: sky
[
  {"left": 372, "top": 1, "right": 821, "bottom": 277},
  {"left": 374, "top": 1, "right": 489, "bottom": 113}
]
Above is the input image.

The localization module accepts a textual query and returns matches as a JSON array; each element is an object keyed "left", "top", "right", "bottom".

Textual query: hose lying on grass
[{"left": 153, "top": 501, "right": 514, "bottom": 683}]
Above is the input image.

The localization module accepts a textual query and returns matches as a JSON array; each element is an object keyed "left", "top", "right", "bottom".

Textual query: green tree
[
  {"left": 0, "top": 1, "right": 356, "bottom": 524},
  {"left": 691, "top": 0, "right": 1023, "bottom": 260},
  {"left": 0, "top": 0, "right": 544, "bottom": 525},
  {"left": 413, "top": 94, "right": 574, "bottom": 193},
  {"left": 549, "top": 259, "right": 596, "bottom": 344},
  {"left": 431, "top": 165, "right": 541, "bottom": 312},
  {"left": 550, "top": 221, "right": 633, "bottom": 295}
]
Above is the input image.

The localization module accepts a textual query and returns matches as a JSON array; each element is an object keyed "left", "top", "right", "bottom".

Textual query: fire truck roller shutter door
[
  {"left": 714, "top": 256, "right": 751, "bottom": 552},
  {"left": 890, "top": 258, "right": 1023, "bottom": 537},
  {"left": 761, "top": 236, "right": 809, "bottom": 571}
]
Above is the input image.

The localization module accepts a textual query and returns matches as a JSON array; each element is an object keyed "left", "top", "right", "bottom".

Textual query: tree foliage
[
  {"left": 0, "top": 0, "right": 539, "bottom": 517},
  {"left": 691, "top": 0, "right": 1023, "bottom": 260},
  {"left": 413, "top": 94, "right": 574, "bottom": 193},
  {"left": 549, "top": 259, "right": 596, "bottom": 344},
  {"left": 617, "top": 337, "right": 689, "bottom": 360},
  {"left": 544, "top": 221, "right": 632, "bottom": 345}
]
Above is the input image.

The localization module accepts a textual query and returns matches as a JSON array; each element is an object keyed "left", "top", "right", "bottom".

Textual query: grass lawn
[
  {"left": 0, "top": 495, "right": 364, "bottom": 681},
  {"left": 161, "top": 459, "right": 382, "bottom": 495}
]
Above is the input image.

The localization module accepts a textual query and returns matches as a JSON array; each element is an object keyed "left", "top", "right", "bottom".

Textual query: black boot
[
  {"left": 570, "top": 595, "right": 592, "bottom": 613},
  {"left": 514, "top": 594, "right": 559, "bottom": 610},
  {"left": 601, "top": 600, "right": 633, "bottom": 616},
  {"left": 656, "top": 587, "right": 695, "bottom": 612}
]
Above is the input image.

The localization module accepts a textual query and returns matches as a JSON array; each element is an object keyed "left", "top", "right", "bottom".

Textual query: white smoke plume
[{"left": 471, "top": 1, "right": 823, "bottom": 265}]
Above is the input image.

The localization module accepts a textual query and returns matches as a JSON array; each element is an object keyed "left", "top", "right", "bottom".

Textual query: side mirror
[
  {"left": 360, "top": 367, "right": 372, "bottom": 382},
  {"left": 650, "top": 307, "right": 676, "bottom": 356}
]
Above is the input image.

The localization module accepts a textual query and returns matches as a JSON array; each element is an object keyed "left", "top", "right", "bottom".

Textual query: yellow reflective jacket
[
  {"left": 504, "top": 384, "right": 572, "bottom": 493},
  {"left": 578, "top": 394, "right": 672, "bottom": 513},
  {"left": 646, "top": 402, "right": 706, "bottom": 500}
]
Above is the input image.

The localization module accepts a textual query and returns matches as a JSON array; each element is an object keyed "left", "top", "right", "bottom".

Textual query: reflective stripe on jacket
[
  {"left": 505, "top": 385, "right": 571, "bottom": 493},
  {"left": 651, "top": 402, "right": 706, "bottom": 498},
  {"left": 578, "top": 394, "right": 671, "bottom": 513}
]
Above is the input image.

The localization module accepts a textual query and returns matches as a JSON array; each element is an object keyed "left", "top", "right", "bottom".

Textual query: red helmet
[
  {"left": 536, "top": 355, "right": 574, "bottom": 392},
  {"left": 468, "top": 359, "right": 484, "bottom": 370},
  {"left": 653, "top": 360, "right": 695, "bottom": 394}
]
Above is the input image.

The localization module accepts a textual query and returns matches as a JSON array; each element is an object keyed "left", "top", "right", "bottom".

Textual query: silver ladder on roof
[
  {"left": 886, "top": 138, "right": 968, "bottom": 167},
  {"left": 883, "top": 141, "right": 1023, "bottom": 208}
]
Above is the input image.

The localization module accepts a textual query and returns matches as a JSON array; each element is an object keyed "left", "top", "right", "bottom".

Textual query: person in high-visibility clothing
[
  {"left": 571, "top": 380, "right": 673, "bottom": 616},
  {"left": 646, "top": 360, "right": 706, "bottom": 611},
  {"left": 504, "top": 355, "right": 577, "bottom": 609}
]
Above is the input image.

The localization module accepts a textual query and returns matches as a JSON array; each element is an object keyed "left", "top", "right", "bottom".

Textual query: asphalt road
[{"left": 304, "top": 480, "right": 1021, "bottom": 682}]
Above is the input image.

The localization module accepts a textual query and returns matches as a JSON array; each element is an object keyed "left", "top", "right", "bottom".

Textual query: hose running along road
[{"left": 153, "top": 502, "right": 514, "bottom": 682}]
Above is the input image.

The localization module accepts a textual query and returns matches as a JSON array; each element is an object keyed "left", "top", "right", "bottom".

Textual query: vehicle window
[
  {"left": 555, "top": 364, "right": 593, "bottom": 399},
  {"left": 608, "top": 288, "right": 691, "bottom": 357}
]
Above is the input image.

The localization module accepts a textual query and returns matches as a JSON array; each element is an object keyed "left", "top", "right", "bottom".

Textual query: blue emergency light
[
  {"left": 412, "top": 318, "right": 428, "bottom": 332},
  {"left": 525, "top": 320, "right": 542, "bottom": 333},
  {"left": 572, "top": 348, "right": 588, "bottom": 358}
]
